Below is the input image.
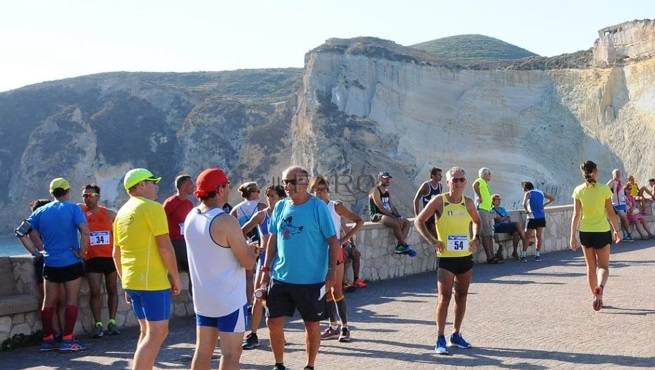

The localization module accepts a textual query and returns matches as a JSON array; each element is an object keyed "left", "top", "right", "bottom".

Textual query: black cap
[{"left": 378, "top": 171, "right": 392, "bottom": 179}]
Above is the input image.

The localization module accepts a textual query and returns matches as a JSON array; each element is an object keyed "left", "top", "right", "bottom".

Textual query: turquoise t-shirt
[{"left": 269, "top": 196, "right": 336, "bottom": 284}]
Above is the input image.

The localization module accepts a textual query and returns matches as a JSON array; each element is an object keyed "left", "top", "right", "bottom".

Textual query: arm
[
  {"left": 544, "top": 193, "right": 555, "bottom": 207},
  {"left": 78, "top": 223, "right": 90, "bottom": 259},
  {"left": 492, "top": 208, "right": 503, "bottom": 223},
  {"left": 569, "top": 199, "right": 581, "bottom": 250},
  {"left": 325, "top": 235, "right": 339, "bottom": 286},
  {"left": 220, "top": 216, "right": 257, "bottom": 269},
  {"left": 522, "top": 192, "right": 530, "bottom": 213},
  {"left": 241, "top": 210, "right": 266, "bottom": 237},
  {"left": 473, "top": 181, "right": 482, "bottom": 202},
  {"left": 112, "top": 242, "right": 122, "bottom": 280},
  {"left": 415, "top": 196, "right": 442, "bottom": 250},
  {"left": 260, "top": 234, "right": 278, "bottom": 285},
  {"left": 155, "top": 234, "right": 181, "bottom": 295},
  {"left": 335, "top": 202, "right": 363, "bottom": 243},
  {"left": 605, "top": 198, "right": 622, "bottom": 244},
  {"left": 465, "top": 198, "right": 481, "bottom": 253},
  {"left": 413, "top": 183, "right": 428, "bottom": 217},
  {"left": 107, "top": 209, "right": 117, "bottom": 223}
]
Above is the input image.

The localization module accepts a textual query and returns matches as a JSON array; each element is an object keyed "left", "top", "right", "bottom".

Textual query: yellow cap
[
  {"left": 49, "top": 178, "right": 71, "bottom": 193},
  {"left": 123, "top": 168, "right": 161, "bottom": 191}
]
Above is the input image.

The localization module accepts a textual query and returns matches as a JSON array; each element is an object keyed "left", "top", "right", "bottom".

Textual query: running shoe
[
  {"left": 107, "top": 322, "right": 121, "bottom": 335},
  {"left": 272, "top": 364, "right": 287, "bottom": 370},
  {"left": 321, "top": 326, "right": 339, "bottom": 340},
  {"left": 535, "top": 255, "right": 542, "bottom": 262},
  {"left": 520, "top": 256, "right": 527, "bottom": 263},
  {"left": 58, "top": 339, "right": 87, "bottom": 352},
  {"left": 338, "top": 327, "right": 351, "bottom": 343},
  {"left": 353, "top": 278, "right": 367, "bottom": 288},
  {"left": 449, "top": 332, "right": 472, "bottom": 349},
  {"left": 434, "top": 335, "right": 449, "bottom": 355},
  {"left": 39, "top": 339, "right": 59, "bottom": 352},
  {"left": 92, "top": 323, "right": 104, "bottom": 338},
  {"left": 623, "top": 235, "right": 634, "bottom": 242},
  {"left": 242, "top": 332, "right": 259, "bottom": 350},
  {"left": 394, "top": 244, "right": 411, "bottom": 255}
]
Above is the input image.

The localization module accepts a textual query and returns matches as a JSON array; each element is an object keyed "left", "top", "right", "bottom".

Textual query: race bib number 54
[
  {"left": 90, "top": 231, "right": 110, "bottom": 246},
  {"left": 447, "top": 235, "right": 468, "bottom": 252}
]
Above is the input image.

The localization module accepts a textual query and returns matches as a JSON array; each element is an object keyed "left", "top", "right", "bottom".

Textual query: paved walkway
[{"left": 3, "top": 241, "right": 655, "bottom": 369}]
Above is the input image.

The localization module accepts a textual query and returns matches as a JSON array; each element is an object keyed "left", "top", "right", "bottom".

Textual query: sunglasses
[
  {"left": 82, "top": 193, "right": 98, "bottom": 198},
  {"left": 282, "top": 179, "right": 298, "bottom": 185},
  {"left": 315, "top": 186, "right": 329, "bottom": 192},
  {"left": 451, "top": 177, "right": 466, "bottom": 183}
]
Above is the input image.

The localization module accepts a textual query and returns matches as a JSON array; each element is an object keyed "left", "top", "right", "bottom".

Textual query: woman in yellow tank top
[
  {"left": 570, "top": 160, "right": 621, "bottom": 311},
  {"left": 415, "top": 166, "right": 481, "bottom": 355}
]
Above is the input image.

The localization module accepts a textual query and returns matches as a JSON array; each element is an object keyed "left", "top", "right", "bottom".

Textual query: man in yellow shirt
[{"left": 113, "top": 168, "right": 180, "bottom": 370}]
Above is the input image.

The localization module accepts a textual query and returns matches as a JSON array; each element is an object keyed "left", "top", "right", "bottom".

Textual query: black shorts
[
  {"left": 172, "top": 239, "right": 189, "bottom": 272},
  {"left": 579, "top": 231, "right": 612, "bottom": 249},
  {"left": 33, "top": 255, "right": 44, "bottom": 284},
  {"left": 438, "top": 255, "right": 474, "bottom": 275},
  {"left": 43, "top": 262, "right": 85, "bottom": 283},
  {"left": 85, "top": 257, "right": 116, "bottom": 274},
  {"left": 494, "top": 222, "right": 517, "bottom": 234},
  {"left": 266, "top": 279, "right": 327, "bottom": 321},
  {"left": 526, "top": 218, "right": 546, "bottom": 229},
  {"left": 371, "top": 213, "right": 383, "bottom": 222}
]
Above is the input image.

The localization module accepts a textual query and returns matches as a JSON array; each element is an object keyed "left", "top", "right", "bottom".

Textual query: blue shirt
[
  {"left": 492, "top": 206, "right": 510, "bottom": 222},
  {"left": 27, "top": 200, "right": 86, "bottom": 267},
  {"left": 269, "top": 196, "right": 336, "bottom": 284},
  {"left": 527, "top": 190, "right": 546, "bottom": 219}
]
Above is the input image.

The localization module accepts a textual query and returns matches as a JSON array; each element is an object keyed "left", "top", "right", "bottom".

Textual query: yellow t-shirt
[
  {"left": 114, "top": 196, "right": 171, "bottom": 290},
  {"left": 572, "top": 183, "right": 612, "bottom": 232},
  {"left": 630, "top": 182, "right": 639, "bottom": 197}
]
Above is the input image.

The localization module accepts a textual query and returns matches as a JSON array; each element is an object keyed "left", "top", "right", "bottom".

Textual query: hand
[
  {"left": 171, "top": 276, "right": 181, "bottom": 296},
  {"left": 247, "top": 240, "right": 260, "bottom": 254},
  {"left": 613, "top": 231, "right": 621, "bottom": 244},
  {"left": 434, "top": 241, "right": 444, "bottom": 253},
  {"left": 469, "top": 238, "right": 480, "bottom": 253},
  {"left": 125, "top": 292, "right": 131, "bottom": 305},
  {"left": 325, "top": 269, "right": 336, "bottom": 290},
  {"left": 570, "top": 237, "right": 579, "bottom": 251}
]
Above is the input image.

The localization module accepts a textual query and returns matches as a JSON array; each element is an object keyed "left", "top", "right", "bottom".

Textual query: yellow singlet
[{"left": 436, "top": 194, "right": 473, "bottom": 258}]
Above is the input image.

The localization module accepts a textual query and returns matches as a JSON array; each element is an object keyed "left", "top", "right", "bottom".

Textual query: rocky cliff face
[
  {"left": 294, "top": 34, "right": 655, "bottom": 214},
  {"left": 2, "top": 20, "right": 654, "bottom": 231},
  {"left": 0, "top": 70, "right": 301, "bottom": 230}
]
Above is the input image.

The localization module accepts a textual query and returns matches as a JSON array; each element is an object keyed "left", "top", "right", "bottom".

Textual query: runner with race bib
[{"left": 414, "top": 166, "right": 481, "bottom": 355}]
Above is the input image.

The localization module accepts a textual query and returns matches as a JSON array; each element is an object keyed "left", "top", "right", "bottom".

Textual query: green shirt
[{"left": 474, "top": 178, "right": 492, "bottom": 211}]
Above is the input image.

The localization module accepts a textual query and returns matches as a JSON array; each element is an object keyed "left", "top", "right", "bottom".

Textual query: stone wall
[
  {"left": 2, "top": 203, "right": 653, "bottom": 343},
  {"left": 593, "top": 19, "right": 655, "bottom": 66}
]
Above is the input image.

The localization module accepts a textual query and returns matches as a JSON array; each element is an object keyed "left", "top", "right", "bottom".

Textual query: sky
[{"left": 0, "top": 0, "right": 652, "bottom": 92}]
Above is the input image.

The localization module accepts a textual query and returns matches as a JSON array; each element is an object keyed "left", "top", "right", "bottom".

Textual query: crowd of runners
[{"left": 13, "top": 161, "right": 655, "bottom": 369}]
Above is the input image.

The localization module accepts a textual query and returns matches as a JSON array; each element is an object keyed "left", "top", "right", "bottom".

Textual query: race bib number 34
[
  {"left": 447, "top": 235, "right": 468, "bottom": 252},
  {"left": 90, "top": 231, "right": 110, "bottom": 246}
]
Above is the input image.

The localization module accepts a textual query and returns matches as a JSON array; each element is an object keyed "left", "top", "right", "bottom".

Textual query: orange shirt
[{"left": 81, "top": 205, "right": 114, "bottom": 259}]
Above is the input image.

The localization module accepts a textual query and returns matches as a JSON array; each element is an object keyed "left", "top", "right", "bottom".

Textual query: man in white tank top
[{"left": 184, "top": 168, "right": 258, "bottom": 370}]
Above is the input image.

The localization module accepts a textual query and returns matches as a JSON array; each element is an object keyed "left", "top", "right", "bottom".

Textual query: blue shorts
[
  {"left": 613, "top": 204, "right": 627, "bottom": 214},
  {"left": 126, "top": 289, "right": 171, "bottom": 321},
  {"left": 196, "top": 304, "right": 249, "bottom": 333}
]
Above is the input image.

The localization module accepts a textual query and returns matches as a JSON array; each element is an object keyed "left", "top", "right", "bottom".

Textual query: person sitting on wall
[{"left": 491, "top": 194, "right": 527, "bottom": 261}]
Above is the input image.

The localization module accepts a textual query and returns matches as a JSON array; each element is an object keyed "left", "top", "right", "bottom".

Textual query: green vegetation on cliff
[{"left": 410, "top": 34, "right": 538, "bottom": 64}]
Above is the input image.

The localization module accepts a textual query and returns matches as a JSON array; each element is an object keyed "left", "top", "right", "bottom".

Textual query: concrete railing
[{"left": 2, "top": 202, "right": 653, "bottom": 343}]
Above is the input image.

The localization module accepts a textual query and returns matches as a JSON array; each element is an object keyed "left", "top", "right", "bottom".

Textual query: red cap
[{"left": 194, "top": 168, "right": 229, "bottom": 197}]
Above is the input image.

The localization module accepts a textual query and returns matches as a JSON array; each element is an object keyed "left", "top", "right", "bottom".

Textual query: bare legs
[{"left": 580, "top": 245, "right": 610, "bottom": 310}]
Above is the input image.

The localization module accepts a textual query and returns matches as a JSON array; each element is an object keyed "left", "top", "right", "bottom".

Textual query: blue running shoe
[
  {"left": 39, "top": 339, "right": 58, "bottom": 352},
  {"left": 58, "top": 339, "right": 87, "bottom": 352},
  {"left": 449, "top": 332, "right": 471, "bottom": 349},
  {"left": 435, "top": 335, "right": 449, "bottom": 355},
  {"left": 406, "top": 247, "right": 417, "bottom": 257}
]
